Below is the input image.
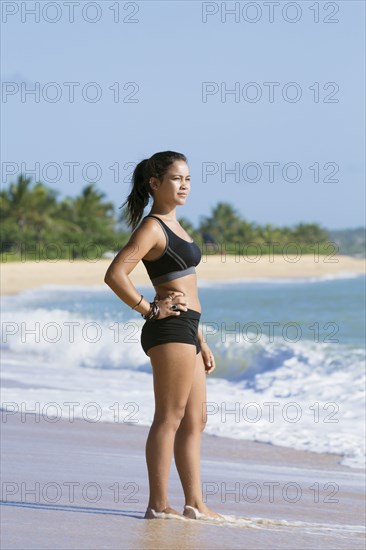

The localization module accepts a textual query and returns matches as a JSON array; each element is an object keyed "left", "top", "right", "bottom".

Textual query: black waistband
[
  {"left": 145, "top": 308, "right": 201, "bottom": 322},
  {"left": 178, "top": 308, "right": 201, "bottom": 320}
]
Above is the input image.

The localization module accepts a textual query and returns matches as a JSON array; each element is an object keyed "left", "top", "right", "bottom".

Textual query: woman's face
[{"left": 154, "top": 160, "right": 191, "bottom": 205}]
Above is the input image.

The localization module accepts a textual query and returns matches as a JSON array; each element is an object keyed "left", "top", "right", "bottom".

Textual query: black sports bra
[{"left": 140, "top": 215, "right": 201, "bottom": 285}]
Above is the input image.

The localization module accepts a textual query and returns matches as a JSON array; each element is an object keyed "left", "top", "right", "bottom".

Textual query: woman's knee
[
  {"left": 153, "top": 406, "right": 186, "bottom": 431},
  {"left": 179, "top": 414, "right": 207, "bottom": 433}
]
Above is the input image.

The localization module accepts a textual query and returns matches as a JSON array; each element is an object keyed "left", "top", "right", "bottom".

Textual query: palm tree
[
  {"left": 199, "top": 202, "right": 243, "bottom": 243},
  {"left": 0, "top": 175, "right": 61, "bottom": 243},
  {"left": 69, "top": 184, "right": 116, "bottom": 244},
  {"left": 0, "top": 174, "right": 34, "bottom": 232},
  {"left": 292, "top": 222, "right": 329, "bottom": 244},
  {"left": 28, "top": 182, "right": 60, "bottom": 241}
]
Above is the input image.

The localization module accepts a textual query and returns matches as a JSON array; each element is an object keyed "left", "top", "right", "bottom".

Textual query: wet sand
[
  {"left": 1, "top": 254, "right": 365, "bottom": 295},
  {"left": 1, "top": 410, "right": 364, "bottom": 550}
]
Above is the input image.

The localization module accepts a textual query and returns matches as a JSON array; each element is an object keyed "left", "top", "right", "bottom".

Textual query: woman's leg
[
  {"left": 174, "top": 351, "right": 222, "bottom": 517},
  {"left": 145, "top": 342, "right": 197, "bottom": 512}
]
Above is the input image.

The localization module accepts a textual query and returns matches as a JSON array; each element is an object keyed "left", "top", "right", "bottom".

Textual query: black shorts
[{"left": 141, "top": 308, "right": 201, "bottom": 356}]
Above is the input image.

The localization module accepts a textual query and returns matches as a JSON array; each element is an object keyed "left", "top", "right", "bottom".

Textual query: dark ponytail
[{"left": 121, "top": 150, "right": 187, "bottom": 230}]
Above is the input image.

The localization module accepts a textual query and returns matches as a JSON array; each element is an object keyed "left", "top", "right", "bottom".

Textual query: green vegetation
[
  {"left": 1, "top": 175, "right": 121, "bottom": 261},
  {"left": 0, "top": 175, "right": 354, "bottom": 261},
  {"left": 327, "top": 227, "right": 365, "bottom": 258}
]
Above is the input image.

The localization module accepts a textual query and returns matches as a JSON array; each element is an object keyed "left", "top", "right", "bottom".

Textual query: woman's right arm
[{"left": 104, "top": 219, "right": 158, "bottom": 317}]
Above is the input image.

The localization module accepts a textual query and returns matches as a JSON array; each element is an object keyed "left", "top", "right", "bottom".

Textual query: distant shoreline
[{"left": 1, "top": 254, "right": 365, "bottom": 296}]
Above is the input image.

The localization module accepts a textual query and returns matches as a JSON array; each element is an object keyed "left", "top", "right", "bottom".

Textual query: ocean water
[{"left": 1, "top": 273, "right": 365, "bottom": 469}]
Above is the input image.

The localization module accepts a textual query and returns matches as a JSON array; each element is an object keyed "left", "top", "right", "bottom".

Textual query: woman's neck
[{"left": 148, "top": 208, "right": 177, "bottom": 221}]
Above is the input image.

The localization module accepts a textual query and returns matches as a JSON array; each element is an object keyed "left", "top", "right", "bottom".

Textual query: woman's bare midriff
[{"left": 153, "top": 273, "right": 201, "bottom": 313}]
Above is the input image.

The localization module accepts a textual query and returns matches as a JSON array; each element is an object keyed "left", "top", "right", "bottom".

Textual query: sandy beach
[
  {"left": 1, "top": 254, "right": 365, "bottom": 295},
  {"left": 1, "top": 255, "right": 365, "bottom": 549},
  {"left": 1, "top": 408, "right": 364, "bottom": 550}
]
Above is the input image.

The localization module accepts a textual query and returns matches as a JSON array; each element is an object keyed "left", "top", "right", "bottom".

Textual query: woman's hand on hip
[{"left": 155, "top": 291, "right": 188, "bottom": 319}]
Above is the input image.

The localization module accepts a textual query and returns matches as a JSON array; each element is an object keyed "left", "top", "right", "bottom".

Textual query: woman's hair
[{"left": 121, "top": 150, "right": 187, "bottom": 230}]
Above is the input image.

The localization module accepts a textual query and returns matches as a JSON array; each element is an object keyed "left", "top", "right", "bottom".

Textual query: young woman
[{"left": 104, "top": 151, "right": 223, "bottom": 520}]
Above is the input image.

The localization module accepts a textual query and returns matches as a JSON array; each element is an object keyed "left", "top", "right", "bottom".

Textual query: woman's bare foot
[
  {"left": 184, "top": 503, "right": 224, "bottom": 519},
  {"left": 144, "top": 505, "right": 186, "bottom": 519},
  {"left": 162, "top": 506, "right": 185, "bottom": 517}
]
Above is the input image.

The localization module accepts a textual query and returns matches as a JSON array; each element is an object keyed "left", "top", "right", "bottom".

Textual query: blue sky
[{"left": 2, "top": 0, "right": 365, "bottom": 230}]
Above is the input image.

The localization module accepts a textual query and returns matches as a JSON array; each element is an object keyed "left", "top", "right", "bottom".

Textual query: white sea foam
[
  {"left": 1, "top": 283, "right": 365, "bottom": 470},
  {"left": 186, "top": 513, "right": 366, "bottom": 536}
]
